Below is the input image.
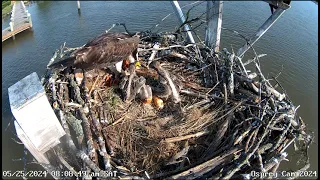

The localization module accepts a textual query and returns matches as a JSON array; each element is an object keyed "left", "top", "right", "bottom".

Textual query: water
[{"left": 2, "top": 1, "right": 318, "bottom": 178}]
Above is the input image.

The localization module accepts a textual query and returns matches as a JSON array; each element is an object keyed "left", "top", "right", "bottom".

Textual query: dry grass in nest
[
  {"left": 96, "top": 85, "right": 221, "bottom": 174},
  {"left": 80, "top": 58, "right": 224, "bottom": 174}
]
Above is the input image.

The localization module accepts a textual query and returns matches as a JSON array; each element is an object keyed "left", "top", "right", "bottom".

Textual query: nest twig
[{"left": 39, "top": 30, "right": 312, "bottom": 179}]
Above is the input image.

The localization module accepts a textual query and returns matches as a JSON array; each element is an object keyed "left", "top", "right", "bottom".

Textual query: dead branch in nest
[
  {"left": 163, "top": 131, "right": 209, "bottom": 143},
  {"left": 78, "top": 108, "right": 98, "bottom": 163},
  {"left": 168, "top": 148, "right": 241, "bottom": 179},
  {"left": 41, "top": 30, "right": 312, "bottom": 179}
]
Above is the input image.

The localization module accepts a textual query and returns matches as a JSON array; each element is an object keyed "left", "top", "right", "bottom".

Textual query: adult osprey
[
  {"left": 48, "top": 32, "right": 140, "bottom": 72},
  {"left": 48, "top": 32, "right": 140, "bottom": 102}
]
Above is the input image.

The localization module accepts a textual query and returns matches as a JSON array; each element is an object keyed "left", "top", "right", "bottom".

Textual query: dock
[{"left": 2, "top": 1, "right": 32, "bottom": 42}]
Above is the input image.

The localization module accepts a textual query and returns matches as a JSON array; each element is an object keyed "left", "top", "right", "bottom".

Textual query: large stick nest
[{"left": 42, "top": 31, "right": 312, "bottom": 179}]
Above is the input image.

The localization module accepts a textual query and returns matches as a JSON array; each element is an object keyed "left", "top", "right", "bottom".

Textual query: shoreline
[{"left": 2, "top": 2, "right": 12, "bottom": 19}]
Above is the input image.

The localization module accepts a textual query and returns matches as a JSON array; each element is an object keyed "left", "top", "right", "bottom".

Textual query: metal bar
[
  {"left": 237, "top": 8, "right": 286, "bottom": 58},
  {"left": 170, "top": 0, "right": 195, "bottom": 43},
  {"left": 205, "top": 1, "right": 223, "bottom": 52},
  {"left": 262, "top": 1, "right": 291, "bottom": 9}
]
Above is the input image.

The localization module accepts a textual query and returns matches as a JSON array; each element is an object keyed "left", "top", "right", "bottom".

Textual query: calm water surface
[{"left": 2, "top": 1, "right": 318, "bottom": 178}]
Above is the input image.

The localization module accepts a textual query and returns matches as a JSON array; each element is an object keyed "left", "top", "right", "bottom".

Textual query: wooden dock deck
[{"left": 2, "top": 1, "right": 32, "bottom": 42}]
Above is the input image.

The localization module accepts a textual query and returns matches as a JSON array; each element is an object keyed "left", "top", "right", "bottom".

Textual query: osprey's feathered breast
[{"left": 69, "top": 32, "right": 140, "bottom": 69}]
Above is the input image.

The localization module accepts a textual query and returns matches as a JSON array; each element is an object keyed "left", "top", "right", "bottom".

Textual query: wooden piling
[
  {"left": 205, "top": 1, "right": 223, "bottom": 52},
  {"left": 77, "top": 0, "right": 81, "bottom": 10}
]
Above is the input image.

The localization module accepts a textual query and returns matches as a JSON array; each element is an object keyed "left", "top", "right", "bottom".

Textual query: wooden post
[
  {"left": 77, "top": 0, "right": 81, "bottom": 10},
  {"left": 236, "top": 8, "right": 286, "bottom": 58},
  {"left": 9, "top": 22, "right": 14, "bottom": 32},
  {"left": 170, "top": 0, "right": 195, "bottom": 43},
  {"left": 10, "top": 1, "right": 15, "bottom": 39},
  {"left": 10, "top": 3, "right": 14, "bottom": 21},
  {"left": 8, "top": 72, "right": 66, "bottom": 164},
  {"left": 9, "top": 22, "right": 15, "bottom": 40},
  {"left": 205, "top": 1, "right": 223, "bottom": 52},
  {"left": 27, "top": 12, "right": 32, "bottom": 27}
]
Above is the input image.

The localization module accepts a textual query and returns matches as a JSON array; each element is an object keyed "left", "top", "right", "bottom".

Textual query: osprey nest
[{"left": 42, "top": 31, "right": 312, "bottom": 179}]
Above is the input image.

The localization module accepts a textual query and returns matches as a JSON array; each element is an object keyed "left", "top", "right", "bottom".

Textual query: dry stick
[
  {"left": 111, "top": 115, "right": 127, "bottom": 126},
  {"left": 257, "top": 143, "right": 273, "bottom": 155},
  {"left": 256, "top": 152, "right": 265, "bottom": 172},
  {"left": 169, "top": 51, "right": 189, "bottom": 60},
  {"left": 62, "top": 83, "right": 70, "bottom": 104},
  {"left": 57, "top": 83, "right": 65, "bottom": 110},
  {"left": 167, "top": 148, "right": 241, "bottom": 180},
  {"left": 139, "top": 43, "right": 195, "bottom": 52},
  {"left": 223, "top": 48, "right": 248, "bottom": 76},
  {"left": 99, "top": 106, "right": 106, "bottom": 126},
  {"left": 221, "top": 113, "right": 275, "bottom": 179},
  {"left": 78, "top": 108, "right": 97, "bottom": 164},
  {"left": 243, "top": 54, "right": 267, "bottom": 66},
  {"left": 237, "top": 88, "right": 260, "bottom": 103},
  {"left": 163, "top": 131, "right": 209, "bottom": 143},
  {"left": 265, "top": 85, "right": 285, "bottom": 101},
  {"left": 202, "top": 111, "right": 233, "bottom": 159},
  {"left": 180, "top": 89, "right": 242, "bottom": 105},
  {"left": 68, "top": 74, "right": 85, "bottom": 105},
  {"left": 103, "top": 108, "right": 109, "bottom": 125},
  {"left": 223, "top": 83, "right": 228, "bottom": 104},
  {"left": 235, "top": 74, "right": 261, "bottom": 95},
  {"left": 77, "top": 151, "right": 112, "bottom": 178},
  {"left": 235, "top": 56, "right": 248, "bottom": 76},
  {"left": 49, "top": 72, "right": 58, "bottom": 102},
  {"left": 246, "top": 127, "right": 260, "bottom": 153},
  {"left": 206, "top": 81, "right": 221, "bottom": 95},
  {"left": 90, "top": 114, "right": 111, "bottom": 170},
  {"left": 65, "top": 112, "right": 84, "bottom": 148},
  {"left": 102, "top": 129, "right": 115, "bottom": 156},
  {"left": 57, "top": 154, "right": 79, "bottom": 178},
  {"left": 69, "top": 73, "right": 97, "bottom": 163},
  {"left": 65, "top": 102, "right": 82, "bottom": 108},
  {"left": 58, "top": 110, "right": 92, "bottom": 179},
  {"left": 58, "top": 110, "right": 81, "bottom": 168},
  {"left": 263, "top": 152, "right": 288, "bottom": 172},
  {"left": 233, "top": 126, "right": 252, "bottom": 146},
  {"left": 253, "top": 61, "right": 285, "bottom": 101},
  {"left": 280, "top": 137, "right": 295, "bottom": 154},
  {"left": 227, "top": 53, "right": 235, "bottom": 96},
  {"left": 271, "top": 122, "right": 292, "bottom": 152},
  {"left": 186, "top": 99, "right": 211, "bottom": 110},
  {"left": 88, "top": 75, "right": 100, "bottom": 97},
  {"left": 147, "top": 43, "right": 160, "bottom": 66}
]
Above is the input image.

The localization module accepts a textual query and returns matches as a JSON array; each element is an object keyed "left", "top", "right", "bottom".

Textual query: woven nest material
[{"left": 42, "top": 31, "right": 312, "bottom": 179}]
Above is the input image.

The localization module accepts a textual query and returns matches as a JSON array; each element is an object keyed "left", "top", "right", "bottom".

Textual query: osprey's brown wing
[
  {"left": 48, "top": 33, "right": 140, "bottom": 70},
  {"left": 72, "top": 34, "right": 139, "bottom": 69}
]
